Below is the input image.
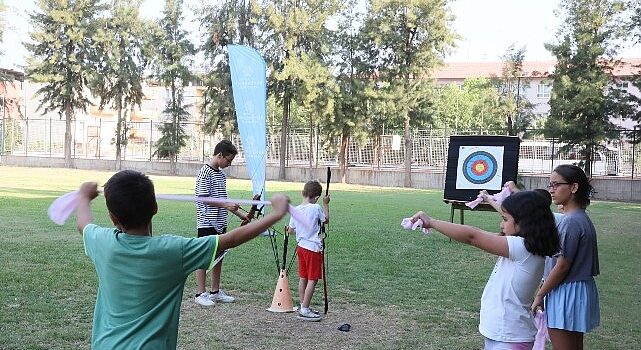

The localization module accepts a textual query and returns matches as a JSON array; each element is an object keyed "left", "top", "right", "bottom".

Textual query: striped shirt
[{"left": 195, "top": 164, "right": 228, "bottom": 231}]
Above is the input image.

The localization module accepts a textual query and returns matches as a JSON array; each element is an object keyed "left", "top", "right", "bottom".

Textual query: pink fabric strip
[
  {"left": 48, "top": 192, "right": 311, "bottom": 230},
  {"left": 465, "top": 185, "right": 513, "bottom": 209},
  {"left": 533, "top": 310, "right": 549, "bottom": 350},
  {"left": 400, "top": 218, "right": 430, "bottom": 235}
]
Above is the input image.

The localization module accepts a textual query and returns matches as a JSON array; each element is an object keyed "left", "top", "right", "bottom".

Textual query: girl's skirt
[{"left": 544, "top": 279, "right": 600, "bottom": 333}]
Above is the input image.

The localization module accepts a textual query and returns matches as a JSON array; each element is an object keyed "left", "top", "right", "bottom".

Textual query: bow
[
  {"left": 240, "top": 193, "right": 263, "bottom": 226},
  {"left": 321, "top": 166, "right": 331, "bottom": 314}
]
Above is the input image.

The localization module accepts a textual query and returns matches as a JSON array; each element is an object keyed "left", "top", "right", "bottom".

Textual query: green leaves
[{"left": 544, "top": 0, "right": 638, "bottom": 175}]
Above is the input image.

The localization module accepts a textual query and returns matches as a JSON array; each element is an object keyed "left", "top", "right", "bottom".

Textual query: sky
[{"left": 1, "top": 0, "right": 638, "bottom": 71}]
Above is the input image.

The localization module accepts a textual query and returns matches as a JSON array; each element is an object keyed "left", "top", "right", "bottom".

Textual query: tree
[
  {"left": 494, "top": 45, "right": 536, "bottom": 135},
  {"left": 92, "top": 0, "right": 149, "bottom": 170},
  {"left": 326, "top": 2, "right": 371, "bottom": 180},
  {"left": 259, "top": 0, "right": 341, "bottom": 179},
  {"left": 625, "top": 0, "right": 641, "bottom": 142},
  {"left": 26, "top": 0, "right": 104, "bottom": 168},
  {"left": 431, "top": 78, "right": 504, "bottom": 131},
  {"left": 544, "top": 0, "right": 634, "bottom": 175},
  {"left": 198, "top": 0, "right": 259, "bottom": 138},
  {"left": 152, "top": 0, "right": 195, "bottom": 175},
  {"left": 361, "top": 0, "right": 456, "bottom": 187}
]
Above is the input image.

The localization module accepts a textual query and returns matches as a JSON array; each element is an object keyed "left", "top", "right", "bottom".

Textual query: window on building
[
  {"left": 536, "top": 83, "right": 551, "bottom": 98},
  {"left": 615, "top": 81, "right": 629, "bottom": 89}
]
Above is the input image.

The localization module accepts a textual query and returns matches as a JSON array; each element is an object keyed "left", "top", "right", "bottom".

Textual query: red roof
[{"left": 435, "top": 58, "right": 641, "bottom": 79}]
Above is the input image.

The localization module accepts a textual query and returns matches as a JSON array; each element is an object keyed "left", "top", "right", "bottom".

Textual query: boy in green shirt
[{"left": 76, "top": 170, "right": 290, "bottom": 349}]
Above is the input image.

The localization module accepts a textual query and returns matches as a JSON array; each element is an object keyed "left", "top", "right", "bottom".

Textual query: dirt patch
[{"left": 177, "top": 290, "right": 415, "bottom": 349}]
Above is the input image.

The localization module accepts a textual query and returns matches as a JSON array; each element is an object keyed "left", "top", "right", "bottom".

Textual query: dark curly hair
[
  {"left": 104, "top": 170, "right": 157, "bottom": 230},
  {"left": 553, "top": 164, "right": 593, "bottom": 209},
  {"left": 501, "top": 191, "right": 560, "bottom": 257}
]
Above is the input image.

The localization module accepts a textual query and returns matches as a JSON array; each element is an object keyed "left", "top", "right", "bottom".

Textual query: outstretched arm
[
  {"left": 322, "top": 194, "right": 330, "bottom": 224},
  {"left": 217, "top": 194, "right": 290, "bottom": 252},
  {"left": 76, "top": 182, "right": 99, "bottom": 235},
  {"left": 412, "top": 211, "right": 508, "bottom": 257}
]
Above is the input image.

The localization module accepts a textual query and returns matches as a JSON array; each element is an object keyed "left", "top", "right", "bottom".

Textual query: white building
[{"left": 433, "top": 58, "right": 641, "bottom": 129}]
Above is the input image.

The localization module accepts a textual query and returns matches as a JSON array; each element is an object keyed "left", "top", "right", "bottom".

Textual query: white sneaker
[
  {"left": 194, "top": 292, "right": 215, "bottom": 306},
  {"left": 297, "top": 308, "right": 321, "bottom": 322},
  {"left": 209, "top": 290, "right": 235, "bottom": 303}
]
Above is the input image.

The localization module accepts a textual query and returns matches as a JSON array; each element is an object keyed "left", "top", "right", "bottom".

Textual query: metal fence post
[{"left": 632, "top": 126, "right": 637, "bottom": 180}]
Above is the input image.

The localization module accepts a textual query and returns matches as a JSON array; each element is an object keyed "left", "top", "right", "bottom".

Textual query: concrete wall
[{"left": 2, "top": 155, "right": 639, "bottom": 202}]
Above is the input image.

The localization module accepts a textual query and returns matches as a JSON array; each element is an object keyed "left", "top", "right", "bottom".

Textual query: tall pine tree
[
  {"left": 197, "top": 0, "right": 258, "bottom": 139},
  {"left": 362, "top": 0, "right": 456, "bottom": 187},
  {"left": 152, "top": 0, "right": 195, "bottom": 175},
  {"left": 26, "top": 0, "right": 104, "bottom": 167},
  {"left": 544, "top": 0, "right": 632, "bottom": 175},
  {"left": 259, "top": 0, "right": 341, "bottom": 179},
  {"left": 92, "top": 0, "right": 149, "bottom": 170}
]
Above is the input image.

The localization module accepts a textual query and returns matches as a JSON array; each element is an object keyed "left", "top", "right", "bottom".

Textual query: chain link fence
[{"left": 1, "top": 117, "right": 639, "bottom": 177}]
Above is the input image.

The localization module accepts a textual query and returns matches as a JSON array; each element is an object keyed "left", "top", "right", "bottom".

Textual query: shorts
[
  {"left": 197, "top": 226, "right": 226, "bottom": 237},
  {"left": 484, "top": 338, "right": 533, "bottom": 350},
  {"left": 545, "top": 279, "right": 600, "bottom": 333},
  {"left": 297, "top": 246, "right": 323, "bottom": 280}
]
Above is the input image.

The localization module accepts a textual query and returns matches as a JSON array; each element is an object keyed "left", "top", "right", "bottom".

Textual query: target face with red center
[{"left": 462, "top": 151, "right": 498, "bottom": 184}]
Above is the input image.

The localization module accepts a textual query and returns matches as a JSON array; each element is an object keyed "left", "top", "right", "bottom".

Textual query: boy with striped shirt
[{"left": 194, "top": 140, "right": 248, "bottom": 306}]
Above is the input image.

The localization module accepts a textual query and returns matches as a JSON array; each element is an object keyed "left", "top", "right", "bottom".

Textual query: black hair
[
  {"left": 302, "top": 180, "right": 323, "bottom": 198},
  {"left": 501, "top": 191, "right": 560, "bottom": 257},
  {"left": 104, "top": 170, "right": 156, "bottom": 230},
  {"left": 214, "top": 140, "right": 238, "bottom": 157},
  {"left": 553, "top": 164, "right": 593, "bottom": 209},
  {"left": 533, "top": 188, "right": 552, "bottom": 206}
]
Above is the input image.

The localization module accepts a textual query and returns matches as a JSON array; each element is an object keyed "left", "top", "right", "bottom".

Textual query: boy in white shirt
[{"left": 286, "top": 180, "right": 330, "bottom": 321}]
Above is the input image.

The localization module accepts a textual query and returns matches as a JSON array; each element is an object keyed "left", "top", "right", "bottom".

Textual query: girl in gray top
[{"left": 531, "top": 164, "right": 600, "bottom": 350}]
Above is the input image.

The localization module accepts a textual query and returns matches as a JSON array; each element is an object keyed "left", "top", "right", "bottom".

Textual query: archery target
[{"left": 456, "top": 146, "right": 504, "bottom": 190}]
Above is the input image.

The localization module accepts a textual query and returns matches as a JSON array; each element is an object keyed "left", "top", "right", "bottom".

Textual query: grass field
[{"left": 0, "top": 166, "right": 639, "bottom": 350}]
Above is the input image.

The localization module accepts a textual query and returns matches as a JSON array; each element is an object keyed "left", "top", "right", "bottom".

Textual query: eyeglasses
[
  {"left": 223, "top": 155, "right": 234, "bottom": 164},
  {"left": 547, "top": 182, "right": 570, "bottom": 190}
]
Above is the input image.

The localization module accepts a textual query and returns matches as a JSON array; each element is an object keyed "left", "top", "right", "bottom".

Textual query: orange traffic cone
[{"left": 266, "top": 269, "right": 295, "bottom": 313}]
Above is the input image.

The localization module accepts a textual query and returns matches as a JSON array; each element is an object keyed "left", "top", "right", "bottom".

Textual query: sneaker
[
  {"left": 194, "top": 292, "right": 215, "bottom": 306},
  {"left": 209, "top": 290, "right": 235, "bottom": 303},
  {"left": 297, "top": 308, "right": 321, "bottom": 322}
]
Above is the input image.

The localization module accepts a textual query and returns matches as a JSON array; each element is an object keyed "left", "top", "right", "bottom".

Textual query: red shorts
[{"left": 297, "top": 246, "right": 323, "bottom": 281}]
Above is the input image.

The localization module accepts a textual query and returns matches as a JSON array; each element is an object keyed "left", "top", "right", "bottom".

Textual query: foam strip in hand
[
  {"left": 400, "top": 218, "right": 430, "bottom": 235},
  {"left": 465, "top": 185, "right": 513, "bottom": 209},
  {"left": 48, "top": 192, "right": 311, "bottom": 230}
]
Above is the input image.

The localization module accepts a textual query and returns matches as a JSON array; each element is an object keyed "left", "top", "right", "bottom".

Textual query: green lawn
[{"left": 0, "top": 166, "right": 639, "bottom": 349}]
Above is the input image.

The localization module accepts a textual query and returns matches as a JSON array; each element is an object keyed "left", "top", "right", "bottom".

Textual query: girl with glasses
[{"left": 532, "top": 164, "right": 600, "bottom": 350}]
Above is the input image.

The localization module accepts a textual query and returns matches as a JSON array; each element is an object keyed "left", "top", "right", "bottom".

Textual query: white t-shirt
[
  {"left": 288, "top": 203, "right": 326, "bottom": 252},
  {"left": 479, "top": 236, "right": 545, "bottom": 342}
]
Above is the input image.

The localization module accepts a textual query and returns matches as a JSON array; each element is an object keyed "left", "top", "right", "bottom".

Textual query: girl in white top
[{"left": 412, "top": 191, "right": 560, "bottom": 350}]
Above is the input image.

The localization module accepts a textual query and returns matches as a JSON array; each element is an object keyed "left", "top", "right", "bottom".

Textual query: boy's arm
[
  {"left": 322, "top": 194, "right": 330, "bottom": 224},
  {"left": 217, "top": 194, "right": 290, "bottom": 252},
  {"left": 76, "top": 182, "right": 99, "bottom": 235},
  {"left": 411, "top": 211, "right": 508, "bottom": 257}
]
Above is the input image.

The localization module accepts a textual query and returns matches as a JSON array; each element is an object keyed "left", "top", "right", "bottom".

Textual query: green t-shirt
[{"left": 83, "top": 224, "right": 218, "bottom": 349}]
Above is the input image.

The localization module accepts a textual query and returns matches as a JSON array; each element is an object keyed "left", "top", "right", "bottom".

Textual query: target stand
[{"left": 443, "top": 135, "right": 520, "bottom": 229}]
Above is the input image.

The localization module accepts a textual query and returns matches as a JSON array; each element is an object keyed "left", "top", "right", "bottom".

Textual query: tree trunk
[
  {"left": 115, "top": 98, "right": 123, "bottom": 171},
  {"left": 403, "top": 113, "right": 412, "bottom": 188},
  {"left": 278, "top": 93, "right": 290, "bottom": 180},
  {"left": 170, "top": 152, "right": 177, "bottom": 175},
  {"left": 309, "top": 117, "right": 314, "bottom": 169},
  {"left": 339, "top": 132, "right": 349, "bottom": 183},
  {"left": 64, "top": 103, "right": 73, "bottom": 168}
]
